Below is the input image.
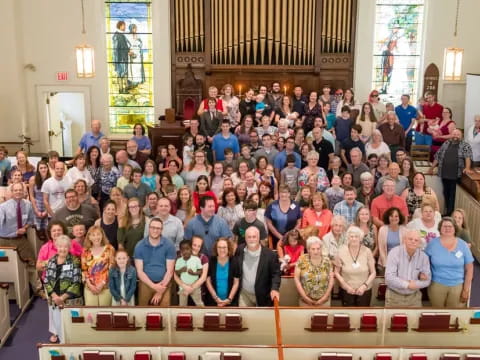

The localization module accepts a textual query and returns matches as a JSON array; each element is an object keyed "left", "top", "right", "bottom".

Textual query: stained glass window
[
  {"left": 372, "top": 0, "right": 424, "bottom": 104},
  {"left": 105, "top": 0, "right": 154, "bottom": 134}
]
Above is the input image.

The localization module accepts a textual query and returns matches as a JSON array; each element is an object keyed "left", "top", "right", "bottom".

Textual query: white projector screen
[{"left": 464, "top": 73, "right": 480, "bottom": 131}]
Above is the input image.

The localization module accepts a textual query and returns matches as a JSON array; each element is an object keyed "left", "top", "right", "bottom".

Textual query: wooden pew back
[{"left": 0, "top": 246, "right": 29, "bottom": 309}]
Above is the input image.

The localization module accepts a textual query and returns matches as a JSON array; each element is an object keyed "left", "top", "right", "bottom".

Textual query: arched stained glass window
[
  {"left": 105, "top": 0, "right": 154, "bottom": 134},
  {"left": 372, "top": 0, "right": 425, "bottom": 103}
]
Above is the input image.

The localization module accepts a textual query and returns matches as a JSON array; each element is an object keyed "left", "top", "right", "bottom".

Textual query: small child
[
  {"left": 256, "top": 115, "right": 278, "bottom": 137},
  {"left": 255, "top": 93, "right": 266, "bottom": 121},
  {"left": 238, "top": 144, "right": 255, "bottom": 170},
  {"left": 174, "top": 240, "right": 204, "bottom": 306},
  {"left": 224, "top": 164, "right": 234, "bottom": 178},
  {"left": 108, "top": 250, "right": 137, "bottom": 306},
  {"left": 71, "top": 223, "right": 86, "bottom": 248},
  {"left": 156, "top": 145, "right": 168, "bottom": 173},
  {"left": 325, "top": 175, "right": 344, "bottom": 211},
  {"left": 279, "top": 229, "right": 305, "bottom": 275},
  {"left": 222, "top": 148, "right": 238, "bottom": 171},
  {"left": 117, "top": 164, "right": 133, "bottom": 190},
  {"left": 165, "top": 184, "right": 178, "bottom": 214},
  {"left": 280, "top": 154, "right": 300, "bottom": 196},
  {"left": 182, "top": 134, "right": 194, "bottom": 168}
]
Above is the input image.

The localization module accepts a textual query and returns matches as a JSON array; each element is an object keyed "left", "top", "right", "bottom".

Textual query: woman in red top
[
  {"left": 301, "top": 192, "right": 333, "bottom": 239},
  {"left": 192, "top": 175, "right": 218, "bottom": 213},
  {"left": 431, "top": 107, "right": 456, "bottom": 157}
]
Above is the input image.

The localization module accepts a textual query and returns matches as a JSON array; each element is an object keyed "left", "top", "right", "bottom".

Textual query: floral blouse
[
  {"left": 296, "top": 254, "right": 332, "bottom": 300},
  {"left": 81, "top": 244, "right": 116, "bottom": 287},
  {"left": 100, "top": 167, "right": 120, "bottom": 195},
  {"left": 298, "top": 167, "right": 330, "bottom": 192}
]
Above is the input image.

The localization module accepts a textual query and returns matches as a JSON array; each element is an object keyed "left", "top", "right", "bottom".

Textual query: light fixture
[
  {"left": 76, "top": 0, "right": 95, "bottom": 78},
  {"left": 443, "top": 0, "right": 463, "bottom": 81}
]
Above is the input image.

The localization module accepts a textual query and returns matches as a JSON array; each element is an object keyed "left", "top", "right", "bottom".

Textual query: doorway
[{"left": 44, "top": 92, "right": 86, "bottom": 157}]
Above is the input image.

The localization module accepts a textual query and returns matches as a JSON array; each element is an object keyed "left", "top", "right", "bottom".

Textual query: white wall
[
  {"left": 354, "top": 0, "right": 480, "bottom": 128},
  {"left": 0, "top": 0, "right": 171, "bottom": 153}
]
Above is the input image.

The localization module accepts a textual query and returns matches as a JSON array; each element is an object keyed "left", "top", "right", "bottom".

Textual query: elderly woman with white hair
[
  {"left": 365, "top": 129, "right": 391, "bottom": 159},
  {"left": 298, "top": 150, "right": 330, "bottom": 192},
  {"left": 44, "top": 235, "right": 83, "bottom": 343},
  {"left": 99, "top": 153, "right": 120, "bottom": 208},
  {"left": 294, "top": 236, "right": 334, "bottom": 306},
  {"left": 321, "top": 214, "right": 348, "bottom": 260},
  {"left": 335, "top": 225, "right": 376, "bottom": 306}
]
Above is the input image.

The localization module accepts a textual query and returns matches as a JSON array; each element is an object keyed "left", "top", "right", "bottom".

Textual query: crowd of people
[{"left": 0, "top": 82, "right": 477, "bottom": 344}]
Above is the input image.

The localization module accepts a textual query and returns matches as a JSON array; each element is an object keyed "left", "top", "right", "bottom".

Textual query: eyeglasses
[
  {"left": 372, "top": 94, "right": 379, "bottom": 97},
  {"left": 150, "top": 226, "right": 162, "bottom": 231},
  {"left": 128, "top": 205, "right": 139, "bottom": 209}
]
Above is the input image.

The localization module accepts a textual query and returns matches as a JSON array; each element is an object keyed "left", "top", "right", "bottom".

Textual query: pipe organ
[{"left": 171, "top": 0, "right": 357, "bottom": 114}]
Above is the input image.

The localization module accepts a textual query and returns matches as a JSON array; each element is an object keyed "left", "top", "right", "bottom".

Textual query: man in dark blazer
[
  {"left": 199, "top": 97, "right": 223, "bottom": 143},
  {"left": 236, "top": 226, "right": 281, "bottom": 306}
]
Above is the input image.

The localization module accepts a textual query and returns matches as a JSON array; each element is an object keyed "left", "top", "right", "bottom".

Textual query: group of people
[{"left": 0, "top": 82, "right": 476, "bottom": 344}]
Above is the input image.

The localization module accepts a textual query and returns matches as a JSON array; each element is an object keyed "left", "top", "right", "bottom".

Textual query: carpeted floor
[{"left": 1, "top": 261, "right": 479, "bottom": 360}]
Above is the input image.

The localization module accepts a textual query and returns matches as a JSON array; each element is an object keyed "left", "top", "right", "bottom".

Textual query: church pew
[
  {"left": 0, "top": 284, "right": 11, "bottom": 347},
  {"left": 283, "top": 346, "right": 480, "bottom": 360},
  {"left": 279, "top": 307, "right": 480, "bottom": 347},
  {"left": 0, "top": 246, "right": 29, "bottom": 309},
  {"left": 37, "top": 344, "right": 279, "bottom": 360},
  {"left": 62, "top": 306, "right": 277, "bottom": 346},
  {"left": 27, "top": 226, "right": 42, "bottom": 257}
]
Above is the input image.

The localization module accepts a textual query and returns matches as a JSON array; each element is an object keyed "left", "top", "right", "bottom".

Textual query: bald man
[
  {"left": 236, "top": 226, "right": 281, "bottom": 307},
  {"left": 77, "top": 119, "right": 105, "bottom": 154},
  {"left": 126, "top": 139, "right": 149, "bottom": 170}
]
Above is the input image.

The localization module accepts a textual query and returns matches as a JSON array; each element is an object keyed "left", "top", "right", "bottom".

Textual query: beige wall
[
  {"left": 2, "top": 0, "right": 480, "bottom": 152},
  {"left": 354, "top": 0, "right": 480, "bottom": 128},
  {"left": 0, "top": 0, "right": 171, "bottom": 153}
]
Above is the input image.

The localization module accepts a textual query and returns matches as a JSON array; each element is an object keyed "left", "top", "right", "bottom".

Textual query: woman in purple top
[
  {"left": 265, "top": 185, "right": 302, "bottom": 248},
  {"left": 131, "top": 123, "right": 152, "bottom": 155}
]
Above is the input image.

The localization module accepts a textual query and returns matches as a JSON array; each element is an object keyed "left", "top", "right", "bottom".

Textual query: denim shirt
[{"left": 108, "top": 265, "right": 137, "bottom": 302}]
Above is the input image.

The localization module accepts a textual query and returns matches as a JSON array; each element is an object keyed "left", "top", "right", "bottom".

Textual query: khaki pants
[
  {"left": 179, "top": 286, "right": 204, "bottom": 306},
  {"left": 385, "top": 288, "right": 422, "bottom": 307},
  {"left": 428, "top": 281, "right": 465, "bottom": 308},
  {"left": 138, "top": 280, "right": 171, "bottom": 306},
  {"left": 84, "top": 287, "right": 112, "bottom": 306},
  {"left": 299, "top": 297, "right": 331, "bottom": 307},
  {"left": 239, "top": 289, "right": 257, "bottom": 307}
]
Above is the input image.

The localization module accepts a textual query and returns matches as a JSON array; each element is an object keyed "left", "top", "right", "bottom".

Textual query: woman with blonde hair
[
  {"left": 175, "top": 185, "right": 196, "bottom": 225},
  {"left": 221, "top": 83, "right": 241, "bottom": 129},
  {"left": 357, "top": 102, "right": 378, "bottom": 143},
  {"left": 365, "top": 130, "right": 391, "bottom": 159},
  {"left": 183, "top": 149, "right": 212, "bottom": 190},
  {"left": 81, "top": 226, "right": 115, "bottom": 306},
  {"left": 10, "top": 150, "right": 35, "bottom": 182},
  {"left": 452, "top": 208, "right": 471, "bottom": 245}
]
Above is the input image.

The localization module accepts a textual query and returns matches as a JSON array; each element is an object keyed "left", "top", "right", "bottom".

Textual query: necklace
[{"left": 348, "top": 245, "right": 361, "bottom": 265}]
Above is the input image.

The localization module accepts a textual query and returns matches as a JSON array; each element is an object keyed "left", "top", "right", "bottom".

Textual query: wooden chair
[
  {"left": 0, "top": 247, "right": 29, "bottom": 309},
  {"left": 410, "top": 145, "right": 430, "bottom": 162}
]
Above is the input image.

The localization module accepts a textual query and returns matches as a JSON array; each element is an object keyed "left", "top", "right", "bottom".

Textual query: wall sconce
[
  {"left": 444, "top": 48, "right": 463, "bottom": 81},
  {"left": 76, "top": 0, "right": 95, "bottom": 78}
]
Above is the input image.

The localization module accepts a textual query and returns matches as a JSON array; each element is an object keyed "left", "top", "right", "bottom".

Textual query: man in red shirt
[
  {"left": 422, "top": 91, "right": 444, "bottom": 121},
  {"left": 371, "top": 179, "right": 408, "bottom": 228}
]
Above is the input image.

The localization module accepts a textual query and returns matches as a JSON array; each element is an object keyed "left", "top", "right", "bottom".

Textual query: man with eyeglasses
[
  {"left": 134, "top": 217, "right": 176, "bottom": 306},
  {"left": 273, "top": 136, "right": 301, "bottom": 180},
  {"left": 144, "top": 197, "right": 184, "bottom": 250},
  {"left": 184, "top": 195, "right": 232, "bottom": 256},
  {"left": 52, "top": 189, "right": 97, "bottom": 236},
  {"left": 370, "top": 179, "right": 409, "bottom": 228},
  {"left": 330, "top": 89, "right": 344, "bottom": 116},
  {"left": 126, "top": 139, "right": 148, "bottom": 170}
]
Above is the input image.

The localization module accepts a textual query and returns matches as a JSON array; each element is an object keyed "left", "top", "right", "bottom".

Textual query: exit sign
[{"left": 56, "top": 71, "right": 69, "bottom": 81}]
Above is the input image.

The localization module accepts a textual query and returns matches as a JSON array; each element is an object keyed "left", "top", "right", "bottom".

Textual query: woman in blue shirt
[
  {"left": 425, "top": 217, "right": 474, "bottom": 308},
  {"left": 131, "top": 123, "right": 152, "bottom": 155},
  {"left": 205, "top": 238, "right": 240, "bottom": 306}
]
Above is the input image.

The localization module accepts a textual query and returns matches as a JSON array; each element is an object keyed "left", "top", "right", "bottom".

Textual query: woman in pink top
[{"left": 37, "top": 220, "right": 83, "bottom": 279}]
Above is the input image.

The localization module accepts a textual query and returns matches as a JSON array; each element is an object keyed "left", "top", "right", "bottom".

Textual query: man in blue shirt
[
  {"left": 0, "top": 183, "right": 35, "bottom": 264},
  {"left": 184, "top": 196, "right": 232, "bottom": 256},
  {"left": 76, "top": 119, "right": 105, "bottom": 155},
  {"left": 0, "top": 146, "right": 11, "bottom": 186},
  {"left": 395, "top": 94, "right": 417, "bottom": 151},
  {"left": 212, "top": 120, "right": 240, "bottom": 161},
  {"left": 274, "top": 136, "right": 301, "bottom": 180},
  {"left": 134, "top": 217, "right": 176, "bottom": 306}
]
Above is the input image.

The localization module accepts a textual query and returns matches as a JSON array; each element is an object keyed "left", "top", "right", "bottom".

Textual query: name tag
[
  {"left": 62, "top": 264, "right": 72, "bottom": 271},
  {"left": 352, "top": 262, "right": 360, "bottom": 269},
  {"left": 455, "top": 251, "right": 463, "bottom": 258},
  {"left": 290, "top": 204, "right": 296, "bottom": 210},
  {"left": 315, "top": 221, "right": 322, "bottom": 227},
  {"left": 22, "top": 214, "right": 28, "bottom": 220}
]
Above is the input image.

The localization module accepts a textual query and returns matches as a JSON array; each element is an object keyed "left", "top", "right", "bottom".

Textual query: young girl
[
  {"left": 295, "top": 186, "right": 312, "bottom": 212},
  {"left": 256, "top": 164, "right": 279, "bottom": 199},
  {"left": 183, "top": 134, "right": 195, "bottom": 168},
  {"left": 116, "top": 164, "right": 133, "bottom": 190},
  {"left": 341, "top": 172, "right": 353, "bottom": 188},
  {"left": 29, "top": 160, "right": 50, "bottom": 240},
  {"left": 210, "top": 162, "right": 225, "bottom": 199},
  {"left": 258, "top": 181, "right": 274, "bottom": 209},
  {"left": 278, "top": 229, "right": 305, "bottom": 275},
  {"left": 256, "top": 115, "right": 278, "bottom": 137},
  {"left": 325, "top": 175, "right": 344, "bottom": 211},
  {"left": 156, "top": 145, "right": 168, "bottom": 173},
  {"left": 192, "top": 175, "right": 218, "bottom": 213},
  {"left": 109, "top": 250, "right": 137, "bottom": 306},
  {"left": 141, "top": 159, "right": 160, "bottom": 192},
  {"left": 452, "top": 208, "right": 471, "bottom": 245},
  {"left": 175, "top": 186, "right": 196, "bottom": 225}
]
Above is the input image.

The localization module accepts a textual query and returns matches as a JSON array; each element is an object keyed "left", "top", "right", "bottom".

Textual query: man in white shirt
[{"left": 41, "top": 161, "right": 71, "bottom": 217}]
